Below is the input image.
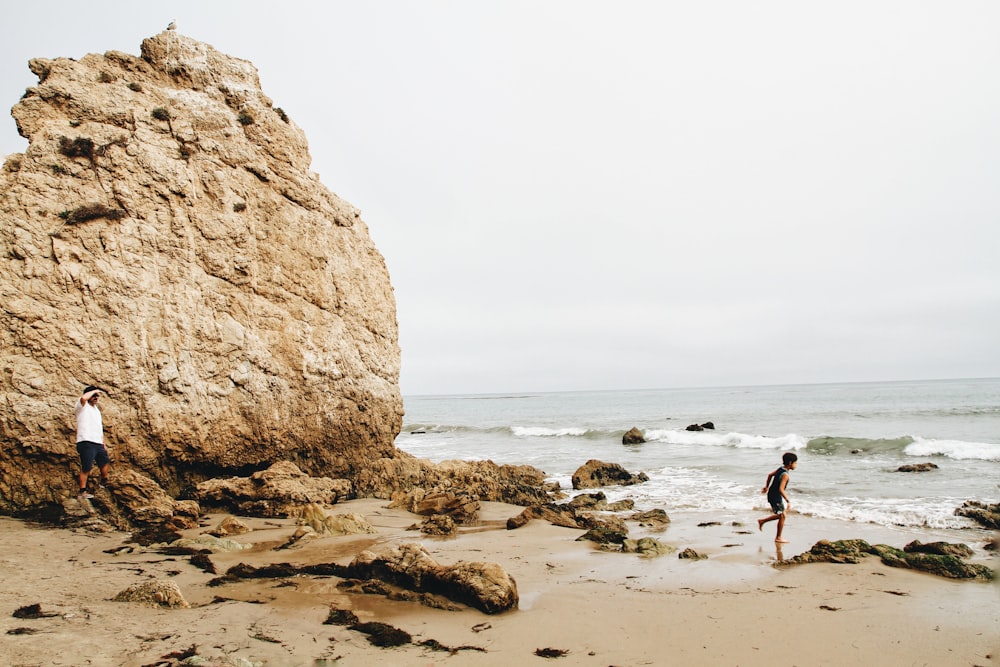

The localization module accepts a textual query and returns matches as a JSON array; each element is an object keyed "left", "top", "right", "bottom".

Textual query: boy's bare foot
[
  {"left": 757, "top": 519, "right": 764, "bottom": 531},
  {"left": 775, "top": 538, "right": 790, "bottom": 543}
]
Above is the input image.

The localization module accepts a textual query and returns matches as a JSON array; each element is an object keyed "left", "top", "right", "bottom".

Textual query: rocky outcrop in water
[
  {"left": 0, "top": 31, "right": 402, "bottom": 518},
  {"left": 954, "top": 500, "right": 1000, "bottom": 529},
  {"left": 622, "top": 427, "right": 645, "bottom": 444}
]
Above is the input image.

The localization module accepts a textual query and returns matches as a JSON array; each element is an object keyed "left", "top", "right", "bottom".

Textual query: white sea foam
[
  {"left": 643, "top": 429, "right": 809, "bottom": 450},
  {"left": 903, "top": 437, "right": 1000, "bottom": 461},
  {"left": 512, "top": 426, "right": 589, "bottom": 437},
  {"left": 798, "top": 497, "right": 977, "bottom": 530}
]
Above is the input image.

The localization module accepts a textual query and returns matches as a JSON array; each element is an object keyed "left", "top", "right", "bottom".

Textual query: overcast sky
[{"left": 3, "top": 2, "right": 999, "bottom": 395}]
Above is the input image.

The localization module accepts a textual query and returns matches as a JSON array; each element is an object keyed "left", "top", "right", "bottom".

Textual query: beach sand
[{"left": 1, "top": 499, "right": 996, "bottom": 666}]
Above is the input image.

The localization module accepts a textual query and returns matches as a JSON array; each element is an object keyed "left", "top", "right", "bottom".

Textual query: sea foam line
[
  {"left": 643, "top": 429, "right": 808, "bottom": 450},
  {"left": 904, "top": 437, "right": 1000, "bottom": 461}
]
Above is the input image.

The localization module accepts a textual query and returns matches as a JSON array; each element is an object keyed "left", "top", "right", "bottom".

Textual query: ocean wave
[
  {"left": 644, "top": 429, "right": 809, "bottom": 450},
  {"left": 904, "top": 437, "right": 1000, "bottom": 462},
  {"left": 795, "top": 497, "right": 980, "bottom": 530},
  {"left": 806, "top": 436, "right": 915, "bottom": 455},
  {"left": 511, "top": 426, "right": 593, "bottom": 437}
]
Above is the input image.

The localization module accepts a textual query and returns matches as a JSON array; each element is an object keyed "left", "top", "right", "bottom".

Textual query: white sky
[{"left": 3, "top": 2, "right": 999, "bottom": 395}]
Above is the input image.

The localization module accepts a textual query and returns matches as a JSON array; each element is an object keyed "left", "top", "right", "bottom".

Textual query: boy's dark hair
[{"left": 782, "top": 452, "right": 798, "bottom": 466}]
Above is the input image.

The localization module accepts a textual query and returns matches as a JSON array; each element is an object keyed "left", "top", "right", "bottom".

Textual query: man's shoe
[{"left": 78, "top": 491, "right": 95, "bottom": 500}]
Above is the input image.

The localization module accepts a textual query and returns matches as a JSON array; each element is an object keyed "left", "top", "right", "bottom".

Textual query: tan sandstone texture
[{"left": 0, "top": 31, "right": 403, "bottom": 516}]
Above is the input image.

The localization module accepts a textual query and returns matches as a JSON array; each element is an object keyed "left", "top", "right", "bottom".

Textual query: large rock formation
[{"left": 0, "top": 31, "right": 402, "bottom": 515}]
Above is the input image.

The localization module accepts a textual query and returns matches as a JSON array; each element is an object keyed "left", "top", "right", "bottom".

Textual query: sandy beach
[{"left": 1, "top": 499, "right": 996, "bottom": 667}]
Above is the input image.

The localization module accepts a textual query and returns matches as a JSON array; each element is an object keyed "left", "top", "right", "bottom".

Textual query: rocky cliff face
[{"left": 0, "top": 31, "right": 403, "bottom": 514}]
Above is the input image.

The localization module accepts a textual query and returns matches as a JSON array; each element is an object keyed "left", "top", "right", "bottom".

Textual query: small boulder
[
  {"left": 628, "top": 508, "right": 671, "bottom": 530},
  {"left": 700, "top": 421, "right": 715, "bottom": 430},
  {"left": 506, "top": 503, "right": 583, "bottom": 530},
  {"left": 685, "top": 424, "right": 704, "bottom": 432},
  {"left": 113, "top": 580, "right": 189, "bottom": 608},
  {"left": 420, "top": 514, "right": 458, "bottom": 536},
  {"left": 296, "top": 503, "right": 377, "bottom": 536},
  {"left": 571, "top": 459, "right": 648, "bottom": 490},
  {"left": 896, "top": 463, "right": 938, "bottom": 473},
  {"left": 576, "top": 525, "right": 629, "bottom": 545},
  {"left": 622, "top": 427, "right": 645, "bottom": 444},
  {"left": 678, "top": 548, "right": 707, "bottom": 560},
  {"left": 170, "top": 534, "right": 247, "bottom": 553},
  {"left": 567, "top": 492, "right": 607, "bottom": 510},
  {"left": 208, "top": 515, "right": 250, "bottom": 537},
  {"left": 622, "top": 537, "right": 674, "bottom": 557}
]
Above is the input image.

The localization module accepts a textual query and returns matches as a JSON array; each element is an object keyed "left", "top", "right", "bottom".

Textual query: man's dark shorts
[{"left": 76, "top": 440, "right": 109, "bottom": 471}]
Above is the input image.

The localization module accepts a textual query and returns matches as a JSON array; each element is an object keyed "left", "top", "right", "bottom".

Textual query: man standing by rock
[{"left": 75, "top": 385, "right": 109, "bottom": 499}]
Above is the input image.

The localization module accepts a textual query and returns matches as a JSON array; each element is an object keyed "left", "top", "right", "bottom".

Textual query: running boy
[{"left": 758, "top": 452, "right": 798, "bottom": 543}]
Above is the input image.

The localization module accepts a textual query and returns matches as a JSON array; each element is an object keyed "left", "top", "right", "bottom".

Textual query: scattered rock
[
  {"left": 622, "top": 537, "right": 674, "bottom": 557},
  {"left": 506, "top": 503, "right": 583, "bottom": 530},
  {"left": 678, "top": 548, "right": 707, "bottom": 560},
  {"left": 169, "top": 534, "right": 247, "bottom": 553},
  {"left": 577, "top": 525, "right": 629, "bottom": 545},
  {"left": 565, "top": 492, "right": 634, "bottom": 513},
  {"left": 129, "top": 524, "right": 184, "bottom": 547},
  {"left": 420, "top": 514, "right": 458, "bottom": 536},
  {"left": 345, "top": 543, "right": 519, "bottom": 614},
  {"left": 779, "top": 539, "right": 873, "bottom": 565},
  {"left": 778, "top": 539, "right": 993, "bottom": 581},
  {"left": 903, "top": 540, "right": 973, "bottom": 559},
  {"left": 571, "top": 459, "right": 648, "bottom": 490},
  {"left": 895, "top": 463, "right": 939, "bottom": 473},
  {"left": 622, "top": 427, "right": 646, "bottom": 444},
  {"left": 701, "top": 421, "right": 715, "bottom": 430},
  {"left": 567, "top": 492, "right": 607, "bottom": 509},
  {"left": 208, "top": 515, "right": 251, "bottom": 537},
  {"left": 296, "top": 502, "right": 378, "bottom": 536},
  {"left": 685, "top": 424, "right": 704, "bottom": 431},
  {"left": 113, "top": 580, "right": 189, "bottom": 608},
  {"left": 628, "top": 508, "right": 671, "bottom": 530},
  {"left": 954, "top": 500, "right": 1000, "bottom": 529}
]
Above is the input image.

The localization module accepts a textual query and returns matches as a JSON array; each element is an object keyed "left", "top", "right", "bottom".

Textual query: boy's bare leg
[
  {"left": 758, "top": 515, "right": 777, "bottom": 531},
  {"left": 774, "top": 513, "right": 789, "bottom": 543}
]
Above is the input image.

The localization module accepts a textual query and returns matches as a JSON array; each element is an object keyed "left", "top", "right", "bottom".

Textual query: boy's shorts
[
  {"left": 76, "top": 441, "right": 109, "bottom": 472},
  {"left": 769, "top": 499, "right": 786, "bottom": 515}
]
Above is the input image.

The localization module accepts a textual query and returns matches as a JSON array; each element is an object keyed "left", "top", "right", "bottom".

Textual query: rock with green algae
[{"left": 777, "top": 539, "right": 993, "bottom": 581}]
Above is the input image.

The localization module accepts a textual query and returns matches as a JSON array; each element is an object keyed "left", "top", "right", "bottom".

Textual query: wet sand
[{"left": 0, "top": 499, "right": 996, "bottom": 666}]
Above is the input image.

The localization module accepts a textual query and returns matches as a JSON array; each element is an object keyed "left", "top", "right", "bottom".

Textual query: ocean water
[{"left": 395, "top": 378, "right": 1000, "bottom": 533}]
